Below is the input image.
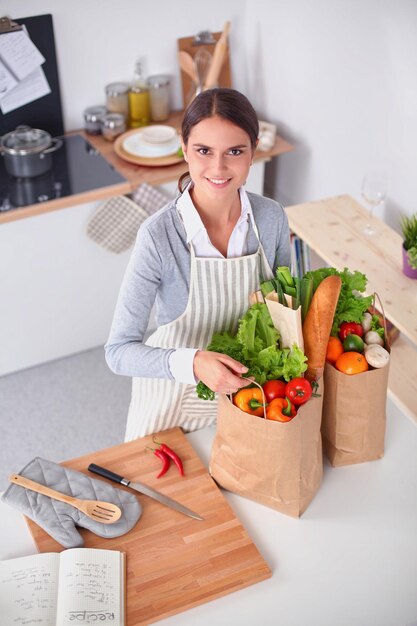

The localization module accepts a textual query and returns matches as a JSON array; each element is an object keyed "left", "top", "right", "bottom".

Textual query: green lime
[{"left": 343, "top": 333, "right": 364, "bottom": 353}]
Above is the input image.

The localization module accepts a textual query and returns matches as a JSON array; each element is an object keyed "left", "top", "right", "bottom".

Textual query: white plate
[
  {"left": 122, "top": 129, "right": 180, "bottom": 158},
  {"left": 141, "top": 125, "right": 177, "bottom": 144}
]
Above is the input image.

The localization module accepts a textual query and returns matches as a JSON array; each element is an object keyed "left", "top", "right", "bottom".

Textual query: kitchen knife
[{"left": 88, "top": 463, "right": 204, "bottom": 521}]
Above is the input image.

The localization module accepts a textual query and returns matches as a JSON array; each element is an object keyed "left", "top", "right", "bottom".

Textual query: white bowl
[{"left": 141, "top": 125, "right": 177, "bottom": 144}]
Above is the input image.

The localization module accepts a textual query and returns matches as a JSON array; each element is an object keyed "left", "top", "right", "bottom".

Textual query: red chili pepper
[
  {"left": 153, "top": 437, "right": 184, "bottom": 476},
  {"left": 146, "top": 446, "right": 171, "bottom": 478}
]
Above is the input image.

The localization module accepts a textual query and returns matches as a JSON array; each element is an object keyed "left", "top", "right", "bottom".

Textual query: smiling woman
[{"left": 104, "top": 88, "right": 291, "bottom": 440}]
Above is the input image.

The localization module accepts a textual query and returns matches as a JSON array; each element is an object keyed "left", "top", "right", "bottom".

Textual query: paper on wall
[
  {"left": 0, "top": 59, "right": 18, "bottom": 100},
  {"left": 0, "top": 28, "right": 45, "bottom": 81},
  {"left": 0, "top": 66, "right": 51, "bottom": 114}
]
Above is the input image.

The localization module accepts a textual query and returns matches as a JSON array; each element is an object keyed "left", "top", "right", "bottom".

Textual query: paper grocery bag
[
  {"left": 264, "top": 292, "right": 304, "bottom": 350},
  {"left": 209, "top": 380, "right": 323, "bottom": 518},
  {"left": 321, "top": 361, "right": 389, "bottom": 466}
]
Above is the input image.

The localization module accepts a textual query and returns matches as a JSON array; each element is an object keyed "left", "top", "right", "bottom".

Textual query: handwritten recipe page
[
  {"left": 0, "top": 552, "right": 60, "bottom": 626},
  {"left": 0, "top": 549, "right": 125, "bottom": 626}
]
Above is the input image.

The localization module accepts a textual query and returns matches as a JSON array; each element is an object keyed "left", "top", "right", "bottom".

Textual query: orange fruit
[
  {"left": 326, "top": 336, "right": 344, "bottom": 364},
  {"left": 335, "top": 351, "right": 369, "bottom": 375}
]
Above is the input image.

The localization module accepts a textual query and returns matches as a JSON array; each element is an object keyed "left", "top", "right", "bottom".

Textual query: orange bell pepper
[
  {"left": 266, "top": 397, "right": 297, "bottom": 422},
  {"left": 233, "top": 387, "right": 265, "bottom": 416}
]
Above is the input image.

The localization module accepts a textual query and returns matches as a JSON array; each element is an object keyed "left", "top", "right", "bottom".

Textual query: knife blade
[{"left": 88, "top": 463, "right": 204, "bottom": 521}]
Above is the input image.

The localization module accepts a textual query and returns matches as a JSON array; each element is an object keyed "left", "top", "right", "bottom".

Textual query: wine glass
[{"left": 361, "top": 172, "right": 386, "bottom": 236}]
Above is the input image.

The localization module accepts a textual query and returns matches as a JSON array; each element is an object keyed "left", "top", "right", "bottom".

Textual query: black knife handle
[{"left": 88, "top": 463, "right": 125, "bottom": 484}]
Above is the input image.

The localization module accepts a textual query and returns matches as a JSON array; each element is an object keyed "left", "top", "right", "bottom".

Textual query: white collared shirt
[
  {"left": 176, "top": 184, "right": 252, "bottom": 258},
  {"left": 168, "top": 185, "right": 253, "bottom": 384}
]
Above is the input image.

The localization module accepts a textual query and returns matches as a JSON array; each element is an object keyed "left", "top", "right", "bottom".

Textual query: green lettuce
[{"left": 196, "top": 303, "right": 307, "bottom": 400}]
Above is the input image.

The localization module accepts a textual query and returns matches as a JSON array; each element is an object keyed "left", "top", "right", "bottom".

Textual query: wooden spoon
[
  {"left": 9, "top": 474, "right": 122, "bottom": 524},
  {"left": 178, "top": 50, "right": 198, "bottom": 83}
]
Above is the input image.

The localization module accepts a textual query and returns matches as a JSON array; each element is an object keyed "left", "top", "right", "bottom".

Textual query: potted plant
[{"left": 401, "top": 213, "right": 417, "bottom": 278}]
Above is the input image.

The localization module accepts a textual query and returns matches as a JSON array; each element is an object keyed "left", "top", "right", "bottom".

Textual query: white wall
[
  {"left": 9, "top": 0, "right": 248, "bottom": 128},
  {"left": 7, "top": 0, "right": 416, "bottom": 227},
  {"left": 243, "top": 0, "right": 417, "bottom": 229}
]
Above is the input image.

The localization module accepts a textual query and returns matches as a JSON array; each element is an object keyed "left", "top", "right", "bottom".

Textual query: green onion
[
  {"left": 293, "top": 277, "right": 301, "bottom": 310},
  {"left": 276, "top": 266, "right": 294, "bottom": 287},
  {"left": 300, "top": 276, "right": 314, "bottom": 322},
  {"left": 260, "top": 280, "right": 275, "bottom": 297}
]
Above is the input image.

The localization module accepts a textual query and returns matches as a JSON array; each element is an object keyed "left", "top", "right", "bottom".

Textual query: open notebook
[{"left": 0, "top": 548, "right": 125, "bottom": 625}]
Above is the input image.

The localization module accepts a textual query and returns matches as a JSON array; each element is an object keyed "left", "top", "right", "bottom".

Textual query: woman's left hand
[{"left": 193, "top": 350, "right": 253, "bottom": 395}]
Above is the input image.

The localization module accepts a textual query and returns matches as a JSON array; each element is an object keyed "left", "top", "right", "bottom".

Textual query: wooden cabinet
[{"left": 285, "top": 194, "right": 417, "bottom": 424}]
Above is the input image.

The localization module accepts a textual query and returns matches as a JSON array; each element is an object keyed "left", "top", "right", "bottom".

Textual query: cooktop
[{"left": 0, "top": 134, "right": 126, "bottom": 212}]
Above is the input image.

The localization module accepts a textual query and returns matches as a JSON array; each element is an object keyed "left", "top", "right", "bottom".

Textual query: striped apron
[{"left": 124, "top": 215, "right": 273, "bottom": 440}]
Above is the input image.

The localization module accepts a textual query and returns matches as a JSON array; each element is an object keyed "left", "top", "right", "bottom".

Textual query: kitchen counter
[
  {"left": 1, "top": 396, "right": 416, "bottom": 626},
  {"left": 0, "top": 110, "right": 294, "bottom": 225}
]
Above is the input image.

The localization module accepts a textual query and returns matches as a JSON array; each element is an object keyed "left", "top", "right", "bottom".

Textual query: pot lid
[{"left": 1, "top": 125, "right": 52, "bottom": 155}]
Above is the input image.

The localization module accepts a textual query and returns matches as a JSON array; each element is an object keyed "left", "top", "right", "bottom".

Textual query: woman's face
[{"left": 182, "top": 116, "right": 254, "bottom": 202}]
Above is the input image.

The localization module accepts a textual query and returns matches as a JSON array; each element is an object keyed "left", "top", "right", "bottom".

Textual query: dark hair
[{"left": 178, "top": 88, "right": 259, "bottom": 192}]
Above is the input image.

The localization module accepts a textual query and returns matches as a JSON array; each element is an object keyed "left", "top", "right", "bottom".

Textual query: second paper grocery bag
[{"left": 321, "top": 358, "right": 389, "bottom": 466}]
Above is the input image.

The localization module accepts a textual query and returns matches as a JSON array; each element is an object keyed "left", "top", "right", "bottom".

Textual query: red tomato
[
  {"left": 285, "top": 378, "right": 312, "bottom": 405},
  {"left": 262, "top": 379, "right": 286, "bottom": 402},
  {"left": 339, "top": 322, "right": 364, "bottom": 340}
]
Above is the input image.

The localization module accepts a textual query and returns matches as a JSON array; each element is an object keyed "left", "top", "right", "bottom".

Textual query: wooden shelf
[
  {"left": 285, "top": 194, "right": 417, "bottom": 425},
  {"left": 80, "top": 109, "right": 294, "bottom": 190}
]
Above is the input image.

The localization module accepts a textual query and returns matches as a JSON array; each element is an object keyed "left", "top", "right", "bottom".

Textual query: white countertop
[{"left": 2, "top": 398, "right": 417, "bottom": 626}]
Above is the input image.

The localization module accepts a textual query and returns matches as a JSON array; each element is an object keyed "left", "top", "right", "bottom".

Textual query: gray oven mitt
[{"left": 1, "top": 457, "right": 142, "bottom": 549}]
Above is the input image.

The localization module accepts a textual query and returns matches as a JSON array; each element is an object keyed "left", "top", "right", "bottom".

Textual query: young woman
[{"left": 105, "top": 88, "right": 291, "bottom": 439}]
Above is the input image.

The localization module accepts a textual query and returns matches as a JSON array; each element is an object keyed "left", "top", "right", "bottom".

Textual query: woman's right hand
[{"left": 193, "top": 350, "right": 252, "bottom": 395}]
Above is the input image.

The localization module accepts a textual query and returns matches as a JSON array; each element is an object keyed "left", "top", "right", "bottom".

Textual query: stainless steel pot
[{"left": 0, "top": 125, "right": 62, "bottom": 178}]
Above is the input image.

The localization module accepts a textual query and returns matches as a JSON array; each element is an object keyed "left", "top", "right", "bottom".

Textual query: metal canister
[
  {"left": 105, "top": 82, "right": 130, "bottom": 118},
  {"left": 147, "top": 75, "right": 171, "bottom": 122},
  {"left": 101, "top": 113, "right": 126, "bottom": 141},
  {"left": 83, "top": 106, "right": 107, "bottom": 135}
]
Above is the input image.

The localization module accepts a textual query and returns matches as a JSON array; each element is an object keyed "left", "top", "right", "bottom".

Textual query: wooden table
[{"left": 285, "top": 194, "right": 417, "bottom": 424}]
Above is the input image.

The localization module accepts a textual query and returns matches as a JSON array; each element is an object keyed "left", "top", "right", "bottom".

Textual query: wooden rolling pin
[{"left": 203, "top": 21, "right": 231, "bottom": 90}]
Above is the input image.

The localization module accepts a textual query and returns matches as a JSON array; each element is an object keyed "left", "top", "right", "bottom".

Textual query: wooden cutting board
[{"left": 26, "top": 427, "right": 271, "bottom": 625}]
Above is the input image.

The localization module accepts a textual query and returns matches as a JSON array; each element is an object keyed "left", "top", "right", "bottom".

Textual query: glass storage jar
[
  {"left": 83, "top": 105, "right": 107, "bottom": 135},
  {"left": 100, "top": 113, "right": 126, "bottom": 141},
  {"left": 105, "top": 82, "right": 130, "bottom": 118},
  {"left": 147, "top": 75, "right": 170, "bottom": 122}
]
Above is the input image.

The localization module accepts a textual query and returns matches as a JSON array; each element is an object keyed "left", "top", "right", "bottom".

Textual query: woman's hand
[{"left": 193, "top": 350, "right": 253, "bottom": 395}]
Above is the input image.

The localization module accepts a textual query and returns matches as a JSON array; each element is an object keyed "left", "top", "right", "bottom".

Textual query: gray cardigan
[{"left": 105, "top": 192, "right": 291, "bottom": 379}]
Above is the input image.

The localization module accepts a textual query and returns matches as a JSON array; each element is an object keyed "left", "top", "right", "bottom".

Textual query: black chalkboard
[{"left": 0, "top": 14, "right": 64, "bottom": 137}]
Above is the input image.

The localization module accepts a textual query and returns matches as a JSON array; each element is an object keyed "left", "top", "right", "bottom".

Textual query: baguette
[{"left": 302, "top": 275, "right": 342, "bottom": 382}]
